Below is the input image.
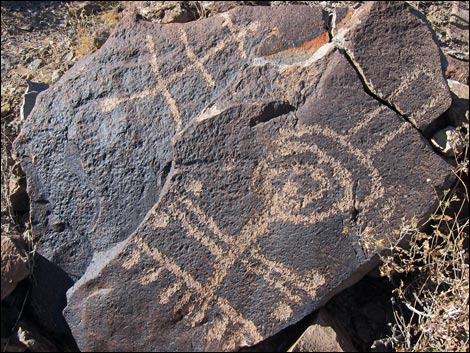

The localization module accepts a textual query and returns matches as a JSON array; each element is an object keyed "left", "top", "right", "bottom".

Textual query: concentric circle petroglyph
[
  {"left": 252, "top": 122, "right": 390, "bottom": 228},
  {"left": 252, "top": 140, "right": 354, "bottom": 226}
]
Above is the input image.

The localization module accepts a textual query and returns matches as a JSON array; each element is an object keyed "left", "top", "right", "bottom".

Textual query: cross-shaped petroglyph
[
  {"left": 346, "top": 109, "right": 411, "bottom": 160},
  {"left": 388, "top": 66, "right": 435, "bottom": 101},
  {"left": 99, "top": 13, "right": 260, "bottom": 134},
  {"left": 180, "top": 31, "right": 216, "bottom": 87},
  {"left": 368, "top": 122, "right": 411, "bottom": 156},
  {"left": 129, "top": 234, "right": 264, "bottom": 348},
  {"left": 347, "top": 105, "right": 388, "bottom": 136},
  {"left": 146, "top": 35, "right": 183, "bottom": 130},
  {"left": 122, "top": 178, "right": 327, "bottom": 348},
  {"left": 221, "top": 13, "right": 259, "bottom": 59}
]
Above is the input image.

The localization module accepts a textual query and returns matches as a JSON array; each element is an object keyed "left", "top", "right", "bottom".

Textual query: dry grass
[
  {"left": 66, "top": 2, "right": 122, "bottom": 58},
  {"left": 380, "top": 119, "right": 469, "bottom": 351}
]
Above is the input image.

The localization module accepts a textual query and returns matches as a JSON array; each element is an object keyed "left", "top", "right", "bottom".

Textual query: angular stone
[
  {"left": 449, "top": 1, "right": 469, "bottom": 50},
  {"left": 20, "top": 80, "right": 49, "bottom": 121},
  {"left": 15, "top": 1, "right": 333, "bottom": 281},
  {"left": 126, "top": 1, "right": 199, "bottom": 24},
  {"left": 445, "top": 54, "right": 469, "bottom": 85},
  {"left": 288, "top": 309, "right": 356, "bottom": 352},
  {"left": 446, "top": 79, "right": 469, "bottom": 128},
  {"left": 1, "top": 236, "right": 29, "bottom": 301},
  {"left": 15, "top": 2, "right": 453, "bottom": 352},
  {"left": 339, "top": 1, "right": 452, "bottom": 131}
]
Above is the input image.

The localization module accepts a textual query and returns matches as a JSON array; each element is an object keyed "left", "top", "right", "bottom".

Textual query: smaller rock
[
  {"left": 16, "top": 318, "right": 60, "bottom": 352},
  {"left": 448, "top": 80, "right": 469, "bottom": 101},
  {"left": 449, "top": 2, "right": 469, "bottom": 58},
  {"left": 1, "top": 101, "right": 12, "bottom": 117},
  {"left": 51, "top": 70, "right": 61, "bottom": 83},
  {"left": 130, "top": 1, "right": 198, "bottom": 23},
  {"left": 430, "top": 126, "right": 466, "bottom": 158},
  {"left": 62, "top": 51, "right": 74, "bottom": 62},
  {"left": 1, "top": 55, "right": 11, "bottom": 73},
  {"left": 161, "top": 2, "right": 197, "bottom": 23},
  {"left": 446, "top": 80, "right": 469, "bottom": 128},
  {"left": 26, "top": 58, "right": 43, "bottom": 71},
  {"left": 445, "top": 54, "right": 469, "bottom": 85},
  {"left": 288, "top": 309, "right": 356, "bottom": 352},
  {"left": 68, "top": 1, "right": 104, "bottom": 16},
  {"left": 9, "top": 176, "right": 29, "bottom": 212},
  {"left": 1, "top": 236, "right": 30, "bottom": 301}
]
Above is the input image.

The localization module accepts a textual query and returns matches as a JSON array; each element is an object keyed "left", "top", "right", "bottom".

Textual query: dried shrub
[
  {"left": 66, "top": 2, "right": 122, "bottom": 58},
  {"left": 380, "top": 119, "right": 469, "bottom": 352}
]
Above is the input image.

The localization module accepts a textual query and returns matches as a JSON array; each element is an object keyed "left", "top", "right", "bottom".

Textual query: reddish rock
[
  {"left": 445, "top": 54, "right": 469, "bottom": 85},
  {"left": 288, "top": 309, "right": 356, "bottom": 352},
  {"left": 1, "top": 236, "right": 29, "bottom": 301}
]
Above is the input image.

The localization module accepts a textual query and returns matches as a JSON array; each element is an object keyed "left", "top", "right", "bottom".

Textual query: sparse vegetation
[
  {"left": 66, "top": 1, "right": 122, "bottom": 58},
  {"left": 380, "top": 118, "right": 469, "bottom": 352}
]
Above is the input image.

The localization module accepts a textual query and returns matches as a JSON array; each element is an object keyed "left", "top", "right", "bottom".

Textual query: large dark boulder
[{"left": 15, "top": 2, "right": 453, "bottom": 351}]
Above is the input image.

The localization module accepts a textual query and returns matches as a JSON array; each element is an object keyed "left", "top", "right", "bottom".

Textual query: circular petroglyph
[
  {"left": 253, "top": 135, "right": 352, "bottom": 226},
  {"left": 252, "top": 124, "right": 385, "bottom": 227}
]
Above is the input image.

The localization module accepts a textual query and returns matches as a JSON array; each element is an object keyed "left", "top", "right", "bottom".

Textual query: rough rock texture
[
  {"left": 448, "top": 2, "right": 469, "bottom": 53},
  {"left": 1, "top": 236, "right": 29, "bottom": 301},
  {"left": 289, "top": 309, "right": 356, "bottom": 352},
  {"left": 338, "top": 1, "right": 452, "bottom": 131},
  {"left": 15, "top": 2, "right": 454, "bottom": 351}
]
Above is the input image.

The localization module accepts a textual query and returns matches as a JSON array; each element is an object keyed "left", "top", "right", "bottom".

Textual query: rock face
[
  {"left": 338, "top": 1, "right": 452, "bottom": 131},
  {"left": 15, "top": 2, "right": 454, "bottom": 351}
]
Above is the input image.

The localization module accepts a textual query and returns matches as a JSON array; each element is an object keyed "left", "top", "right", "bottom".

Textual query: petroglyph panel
[
  {"left": 16, "top": 3, "right": 453, "bottom": 352},
  {"left": 65, "top": 67, "right": 451, "bottom": 350}
]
